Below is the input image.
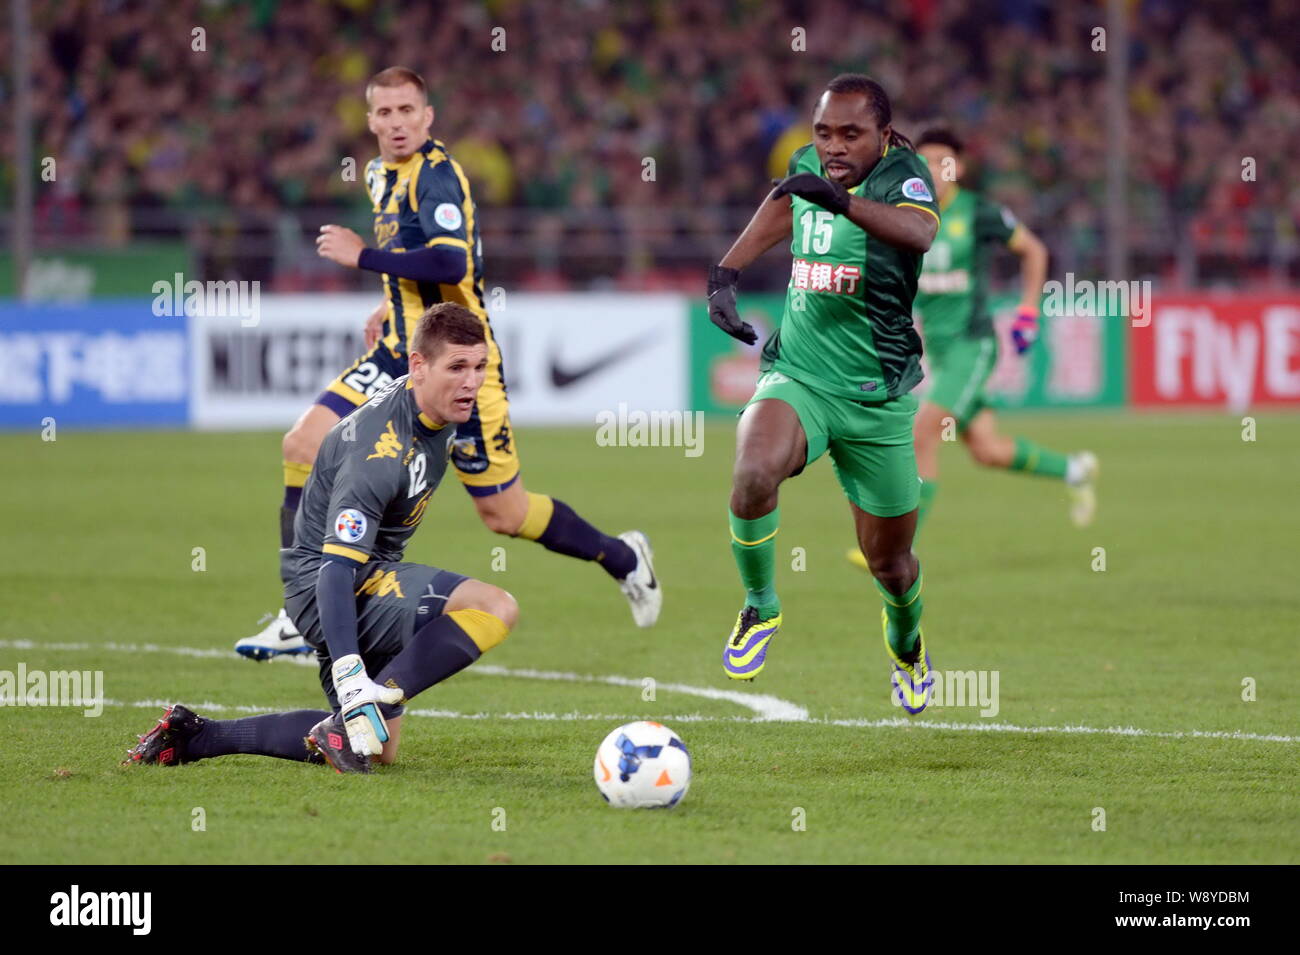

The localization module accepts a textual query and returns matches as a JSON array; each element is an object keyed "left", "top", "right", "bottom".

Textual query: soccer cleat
[
  {"left": 235, "top": 608, "right": 310, "bottom": 661},
  {"left": 882, "top": 609, "right": 933, "bottom": 714},
  {"left": 722, "top": 606, "right": 782, "bottom": 681},
  {"left": 1066, "top": 451, "right": 1099, "bottom": 528},
  {"left": 123, "top": 703, "right": 206, "bottom": 766},
  {"left": 617, "top": 530, "right": 662, "bottom": 628},
  {"left": 845, "top": 547, "right": 870, "bottom": 571},
  {"left": 305, "top": 712, "right": 372, "bottom": 774}
]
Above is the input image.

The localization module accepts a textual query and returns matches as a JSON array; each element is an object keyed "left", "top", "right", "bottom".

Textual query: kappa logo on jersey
[
  {"left": 367, "top": 420, "right": 402, "bottom": 460},
  {"left": 356, "top": 568, "right": 405, "bottom": 598},
  {"left": 902, "top": 177, "right": 934, "bottom": 202},
  {"left": 434, "top": 202, "right": 463, "bottom": 231},
  {"left": 335, "top": 509, "right": 367, "bottom": 543}
]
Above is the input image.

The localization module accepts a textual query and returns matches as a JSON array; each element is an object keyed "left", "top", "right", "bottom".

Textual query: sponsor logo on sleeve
[
  {"left": 434, "top": 203, "right": 463, "bottom": 231},
  {"left": 335, "top": 509, "right": 367, "bottom": 543},
  {"left": 902, "top": 177, "right": 934, "bottom": 202}
]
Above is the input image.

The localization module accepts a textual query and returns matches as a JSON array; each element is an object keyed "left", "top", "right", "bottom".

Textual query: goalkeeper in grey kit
[{"left": 125, "top": 303, "right": 518, "bottom": 773}]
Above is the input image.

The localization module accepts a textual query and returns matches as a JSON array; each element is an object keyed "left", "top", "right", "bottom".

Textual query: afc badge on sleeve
[{"left": 334, "top": 509, "right": 367, "bottom": 543}]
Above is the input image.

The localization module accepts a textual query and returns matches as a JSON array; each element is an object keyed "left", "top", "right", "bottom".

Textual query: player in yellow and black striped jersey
[
  {"left": 320, "top": 134, "right": 502, "bottom": 471},
  {"left": 236, "top": 67, "right": 660, "bottom": 661}
]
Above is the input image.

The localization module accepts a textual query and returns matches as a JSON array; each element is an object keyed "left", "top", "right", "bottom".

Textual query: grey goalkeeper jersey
[{"left": 281, "top": 375, "right": 455, "bottom": 595}]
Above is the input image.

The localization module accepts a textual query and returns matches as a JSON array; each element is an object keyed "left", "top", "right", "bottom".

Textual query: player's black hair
[
  {"left": 917, "top": 127, "right": 964, "bottom": 155},
  {"left": 410, "top": 302, "right": 486, "bottom": 359},
  {"left": 824, "top": 74, "right": 915, "bottom": 150}
]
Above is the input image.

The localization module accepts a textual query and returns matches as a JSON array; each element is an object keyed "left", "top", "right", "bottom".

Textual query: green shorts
[
  {"left": 745, "top": 370, "right": 919, "bottom": 517},
  {"left": 924, "top": 335, "right": 998, "bottom": 429}
]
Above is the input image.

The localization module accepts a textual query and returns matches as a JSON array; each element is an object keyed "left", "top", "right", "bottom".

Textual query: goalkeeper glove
[
  {"left": 769, "top": 173, "right": 851, "bottom": 216},
  {"left": 707, "top": 265, "right": 757, "bottom": 345},
  {"left": 331, "top": 654, "right": 404, "bottom": 757},
  {"left": 1010, "top": 305, "right": 1040, "bottom": 355}
]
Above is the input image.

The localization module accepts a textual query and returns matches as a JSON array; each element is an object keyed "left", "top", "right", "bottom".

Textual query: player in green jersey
[
  {"left": 707, "top": 74, "right": 939, "bottom": 712},
  {"left": 847, "top": 127, "right": 1097, "bottom": 577}
]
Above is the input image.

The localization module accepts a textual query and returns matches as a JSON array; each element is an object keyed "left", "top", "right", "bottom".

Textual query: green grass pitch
[{"left": 2, "top": 413, "right": 1297, "bottom": 864}]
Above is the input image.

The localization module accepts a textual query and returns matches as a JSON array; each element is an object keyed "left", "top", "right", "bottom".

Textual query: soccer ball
[{"left": 593, "top": 721, "right": 691, "bottom": 809}]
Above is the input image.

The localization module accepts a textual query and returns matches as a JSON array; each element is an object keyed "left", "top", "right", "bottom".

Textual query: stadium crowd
[{"left": 8, "top": 0, "right": 1298, "bottom": 287}]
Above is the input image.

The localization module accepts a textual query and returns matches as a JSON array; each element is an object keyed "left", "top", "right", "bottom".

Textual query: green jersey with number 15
[{"left": 761, "top": 142, "right": 940, "bottom": 401}]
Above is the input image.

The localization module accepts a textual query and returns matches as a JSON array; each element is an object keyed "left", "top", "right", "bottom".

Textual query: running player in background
[
  {"left": 131, "top": 305, "right": 516, "bottom": 773},
  {"left": 848, "top": 127, "right": 1097, "bottom": 573},
  {"left": 708, "top": 74, "right": 938, "bottom": 713},
  {"left": 238, "top": 67, "right": 659, "bottom": 660}
]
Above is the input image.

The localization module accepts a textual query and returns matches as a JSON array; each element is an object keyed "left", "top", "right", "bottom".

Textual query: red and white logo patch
[
  {"left": 433, "top": 202, "right": 463, "bottom": 231},
  {"left": 902, "top": 177, "right": 933, "bottom": 202}
]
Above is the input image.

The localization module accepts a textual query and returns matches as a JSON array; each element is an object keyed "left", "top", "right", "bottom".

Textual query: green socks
[
  {"left": 1010, "top": 437, "right": 1069, "bottom": 479},
  {"left": 729, "top": 507, "right": 781, "bottom": 618},
  {"left": 877, "top": 566, "right": 923, "bottom": 656}
]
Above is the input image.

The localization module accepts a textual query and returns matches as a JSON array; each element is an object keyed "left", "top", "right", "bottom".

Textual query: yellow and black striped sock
[
  {"left": 374, "top": 610, "right": 510, "bottom": 700},
  {"left": 518, "top": 492, "right": 636, "bottom": 580}
]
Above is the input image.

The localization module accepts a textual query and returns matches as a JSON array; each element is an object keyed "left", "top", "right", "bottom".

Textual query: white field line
[
  {"left": 820, "top": 715, "right": 1300, "bottom": 744},
  {"left": 469, "top": 663, "right": 807, "bottom": 721},
  {"left": 3, "top": 640, "right": 1296, "bottom": 744},
  {"left": 0, "top": 639, "right": 317, "bottom": 665},
  {"left": 105, "top": 699, "right": 719, "bottom": 723},
  {"left": 0, "top": 639, "right": 802, "bottom": 722}
]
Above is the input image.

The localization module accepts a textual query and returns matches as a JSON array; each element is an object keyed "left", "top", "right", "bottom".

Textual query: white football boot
[
  {"left": 617, "top": 531, "right": 662, "bottom": 628},
  {"left": 235, "top": 608, "right": 310, "bottom": 660},
  {"left": 1066, "top": 451, "right": 1099, "bottom": 527}
]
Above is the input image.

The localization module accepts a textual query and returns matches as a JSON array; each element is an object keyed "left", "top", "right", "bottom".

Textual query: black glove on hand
[
  {"left": 707, "top": 265, "right": 757, "bottom": 345},
  {"left": 769, "top": 173, "right": 851, "bottom": 216}
]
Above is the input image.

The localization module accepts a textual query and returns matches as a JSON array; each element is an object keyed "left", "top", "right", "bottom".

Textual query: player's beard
[{"left": 851, "top": 131, "right": 887, "bottom": 185}]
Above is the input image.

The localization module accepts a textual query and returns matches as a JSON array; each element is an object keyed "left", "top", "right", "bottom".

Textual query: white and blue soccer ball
[{"left": 593, "top": 721, "right": 691, "bottom": 809}]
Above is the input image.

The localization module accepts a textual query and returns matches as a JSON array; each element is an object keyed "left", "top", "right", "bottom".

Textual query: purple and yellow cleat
[
  {"left": 882, "top": 609, "right": 933, "bottom": 714},
  {"left": 722, "top": 606, "right": 783, "bottom": 681}
]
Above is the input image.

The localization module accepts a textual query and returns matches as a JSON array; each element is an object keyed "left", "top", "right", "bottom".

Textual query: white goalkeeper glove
[{"left": 330, "top": 654, "right": 405, "bottom": 756}]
